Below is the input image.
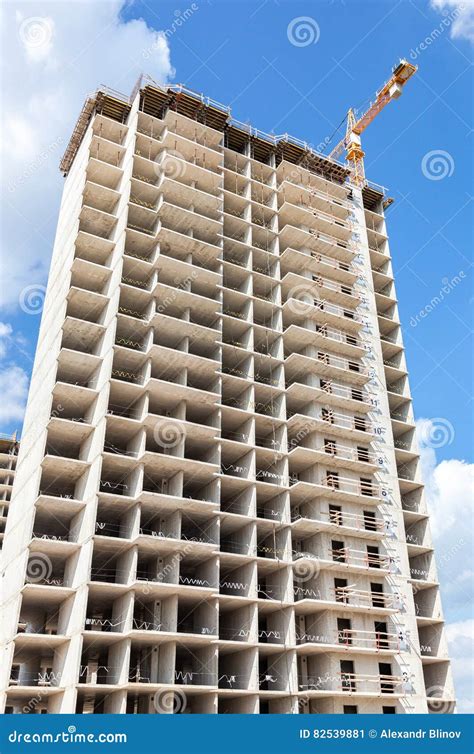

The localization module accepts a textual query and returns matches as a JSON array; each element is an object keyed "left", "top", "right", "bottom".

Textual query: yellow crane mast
[{"left": 329, "top": 59, "right": 418, "bottom": 186}]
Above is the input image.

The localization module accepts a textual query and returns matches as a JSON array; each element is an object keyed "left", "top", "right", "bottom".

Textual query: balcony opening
[
  {"left": 363, "top": 510, "right": 377, "bottom": 531},
  {"left": 370, "top": 582, "right": 385, "bottom": 608},
  {"left": 337, "top": 617, "right": 352, "bottom": 645},
  {"left": 360, "top": 477, "right": 373, "bottom": 496},
  {"left": 340, "top": 660, "right": 355, "bottom": 691},
  {"left": 322, "top": 408, "right": 334, "bottom": 424},
  {"left": 379, "top": 662, "right": 394, "bottom": 694},
  {"left": 329, "top": 504, "right": 343, "bottom": 526},
  {"left": 367, "top": 545, "right": 381, "bottom": 568},
  {"left": 324, "top": 439, "right": 337, "bottom": 456},
  {"left": 357, "top": 446, "right": 370, "bottom": 463},
  {"left": 326, "top": 471, "right": 339, "bottom": 490},
  {"left": 335, "top": 577, "right": 349, "bottom": 603},
  {"left": 332, "top": 540, "right": 346, "bottom": 563},
  {"left": 375, "top": 621, "right": 390, "bottom": 649}
]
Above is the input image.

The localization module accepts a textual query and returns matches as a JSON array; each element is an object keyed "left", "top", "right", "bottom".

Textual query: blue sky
[{"left": 1, "top": 0, "right": 473, "bottom": 710}]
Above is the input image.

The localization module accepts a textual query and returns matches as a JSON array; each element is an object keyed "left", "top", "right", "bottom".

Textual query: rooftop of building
[{"left": 59, "top": 74, "right": 386, "bottom": 209}]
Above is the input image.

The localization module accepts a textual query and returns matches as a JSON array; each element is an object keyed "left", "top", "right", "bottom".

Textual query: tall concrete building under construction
[{"left": 0, "top": 76, "right": 455, "bottom": 714}]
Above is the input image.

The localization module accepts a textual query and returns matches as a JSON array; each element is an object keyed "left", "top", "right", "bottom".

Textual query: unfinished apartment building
[
  {"left": 0, "top": 434, "right": 19, "bottom": 551},
  {"left": 0, "top": 77, "right": 455, "bottom": 715}
]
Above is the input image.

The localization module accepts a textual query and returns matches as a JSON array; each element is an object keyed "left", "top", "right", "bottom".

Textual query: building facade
[
  {"left": 0, "top": 433, "right": 19, "bottom": 552},
  {"left": 0, "top": 78, "right": 455, "bottom": 714}
]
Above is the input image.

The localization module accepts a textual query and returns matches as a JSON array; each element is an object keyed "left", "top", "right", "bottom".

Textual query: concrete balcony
[
  {"left": 377, "top": 312, "right": 400, "bottom": 340},
  {"left": 288, "top": 440, "right": 377, "bottom": 475},
  {"left": 291, "top": 508, "right": 387, "bottom": 540},
  {"left": 292, "top": 546, "right": 391, "bottom": 575},
  {"left": 159, "top": 199, "right": 222, "bottom": 246},
  {"left": 138, "top": 108, "right": 222, "bottom": 151},
  {"left": 279, "top": 202, "right": 353, "bottom": 243},
  {"left": 294, "top": 586, "right": 400, "bottom": 615},
  {"left": 286, "top": 379, "right": 372, "bottom": 415},
  {"left": 286, "top": 410, "right": 374, "bottom": 443},
  {"left": 158, "top": 174, "right": 223, "bottom": 222},
  {"left": 369, "top": 245, "right": 390, "bottom": 274},
  {"left": 375, "top": 285, "right": 398, "bottom": 313},
  {"left": 282, "top": 298, "right": 363, "bottom": 337},
  {"left": 276, "top": 159, "right": 351, "bottom": 204},
  {"left": 285, "top": 351, "right": 369, "bottom": 388},
  {"left": 8, "top": 666, "right": 64, "bottom": 692},
  {"left": 93, "top": 112, "right": 127, "bottom": 145},
  {"left": 66, "top": 283, "right": 109, "bottom": 324},
  {"left": 298, "top": 672, "right": 404, "bottom": 698},
  {"left": 296, "top": 628, "right": 401, "bottom": 655},
  {"left": 83, "top": 180, "right": 120, "bottom": 217},
  {"left": 278, "top": 178, "right": 352, "bottom": 219},
  {"left": 281, "top": 271, "right": 359, "bottom": 309},
  {"left": 78, "top": 202, "right": 117, "bottom": 241},
  {"left": 137, "top": 123, "right": 222, "bottom": 171},
  {"left": 86, "top": 155, "right": 122, "bottom": 193},
  {"left": 289, "top": 473, "right": 382, "bottom": 508},
  {"left": 89, "top": 133, "right": 125, "bottom": 169},
  {"left": 280, "top": 247, "right": 357, "bottom": 286},
  {"left": 70, "top": 256, "right": 111, "bottom": 296},
  {"left": 279, "top": 224, "right": 354, "bottom": 266},
  {"left": 284, "top": 324, "right": 364, "bottom": 361}
]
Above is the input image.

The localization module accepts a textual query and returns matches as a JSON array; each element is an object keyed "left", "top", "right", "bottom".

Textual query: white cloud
[
  {"left": 416, "top": 421, "right": 473, "bottom": 614},
  {"left": 0, "top": 322, "right": 14, "bottom": 359},
  {"left": 0, "top": 366, "right": 29, "bottom": 423},
  {"left": 1, "top": 0, "right": 173, "bottom": 309},
  {"left": 416, "top": 419, "right": 474, "bottom": 712},
  {"left": 445, "top": 620, "right": 474, "bottom": 713},
  {"left": 431, "top": 0, "right": 474, "bottom": 42}
]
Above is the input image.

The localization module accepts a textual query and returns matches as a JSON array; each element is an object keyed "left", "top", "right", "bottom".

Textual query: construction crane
[{"left": 329, "top": 59, "right": 417, "bottom": 187}]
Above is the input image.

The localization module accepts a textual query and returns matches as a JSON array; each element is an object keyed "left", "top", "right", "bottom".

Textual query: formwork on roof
[
  {"left": 60, "top": 90, "right": 130, "bottom": 176},
  {"left": 362, "top": 183, "right": 385, "bottom": 211}
]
